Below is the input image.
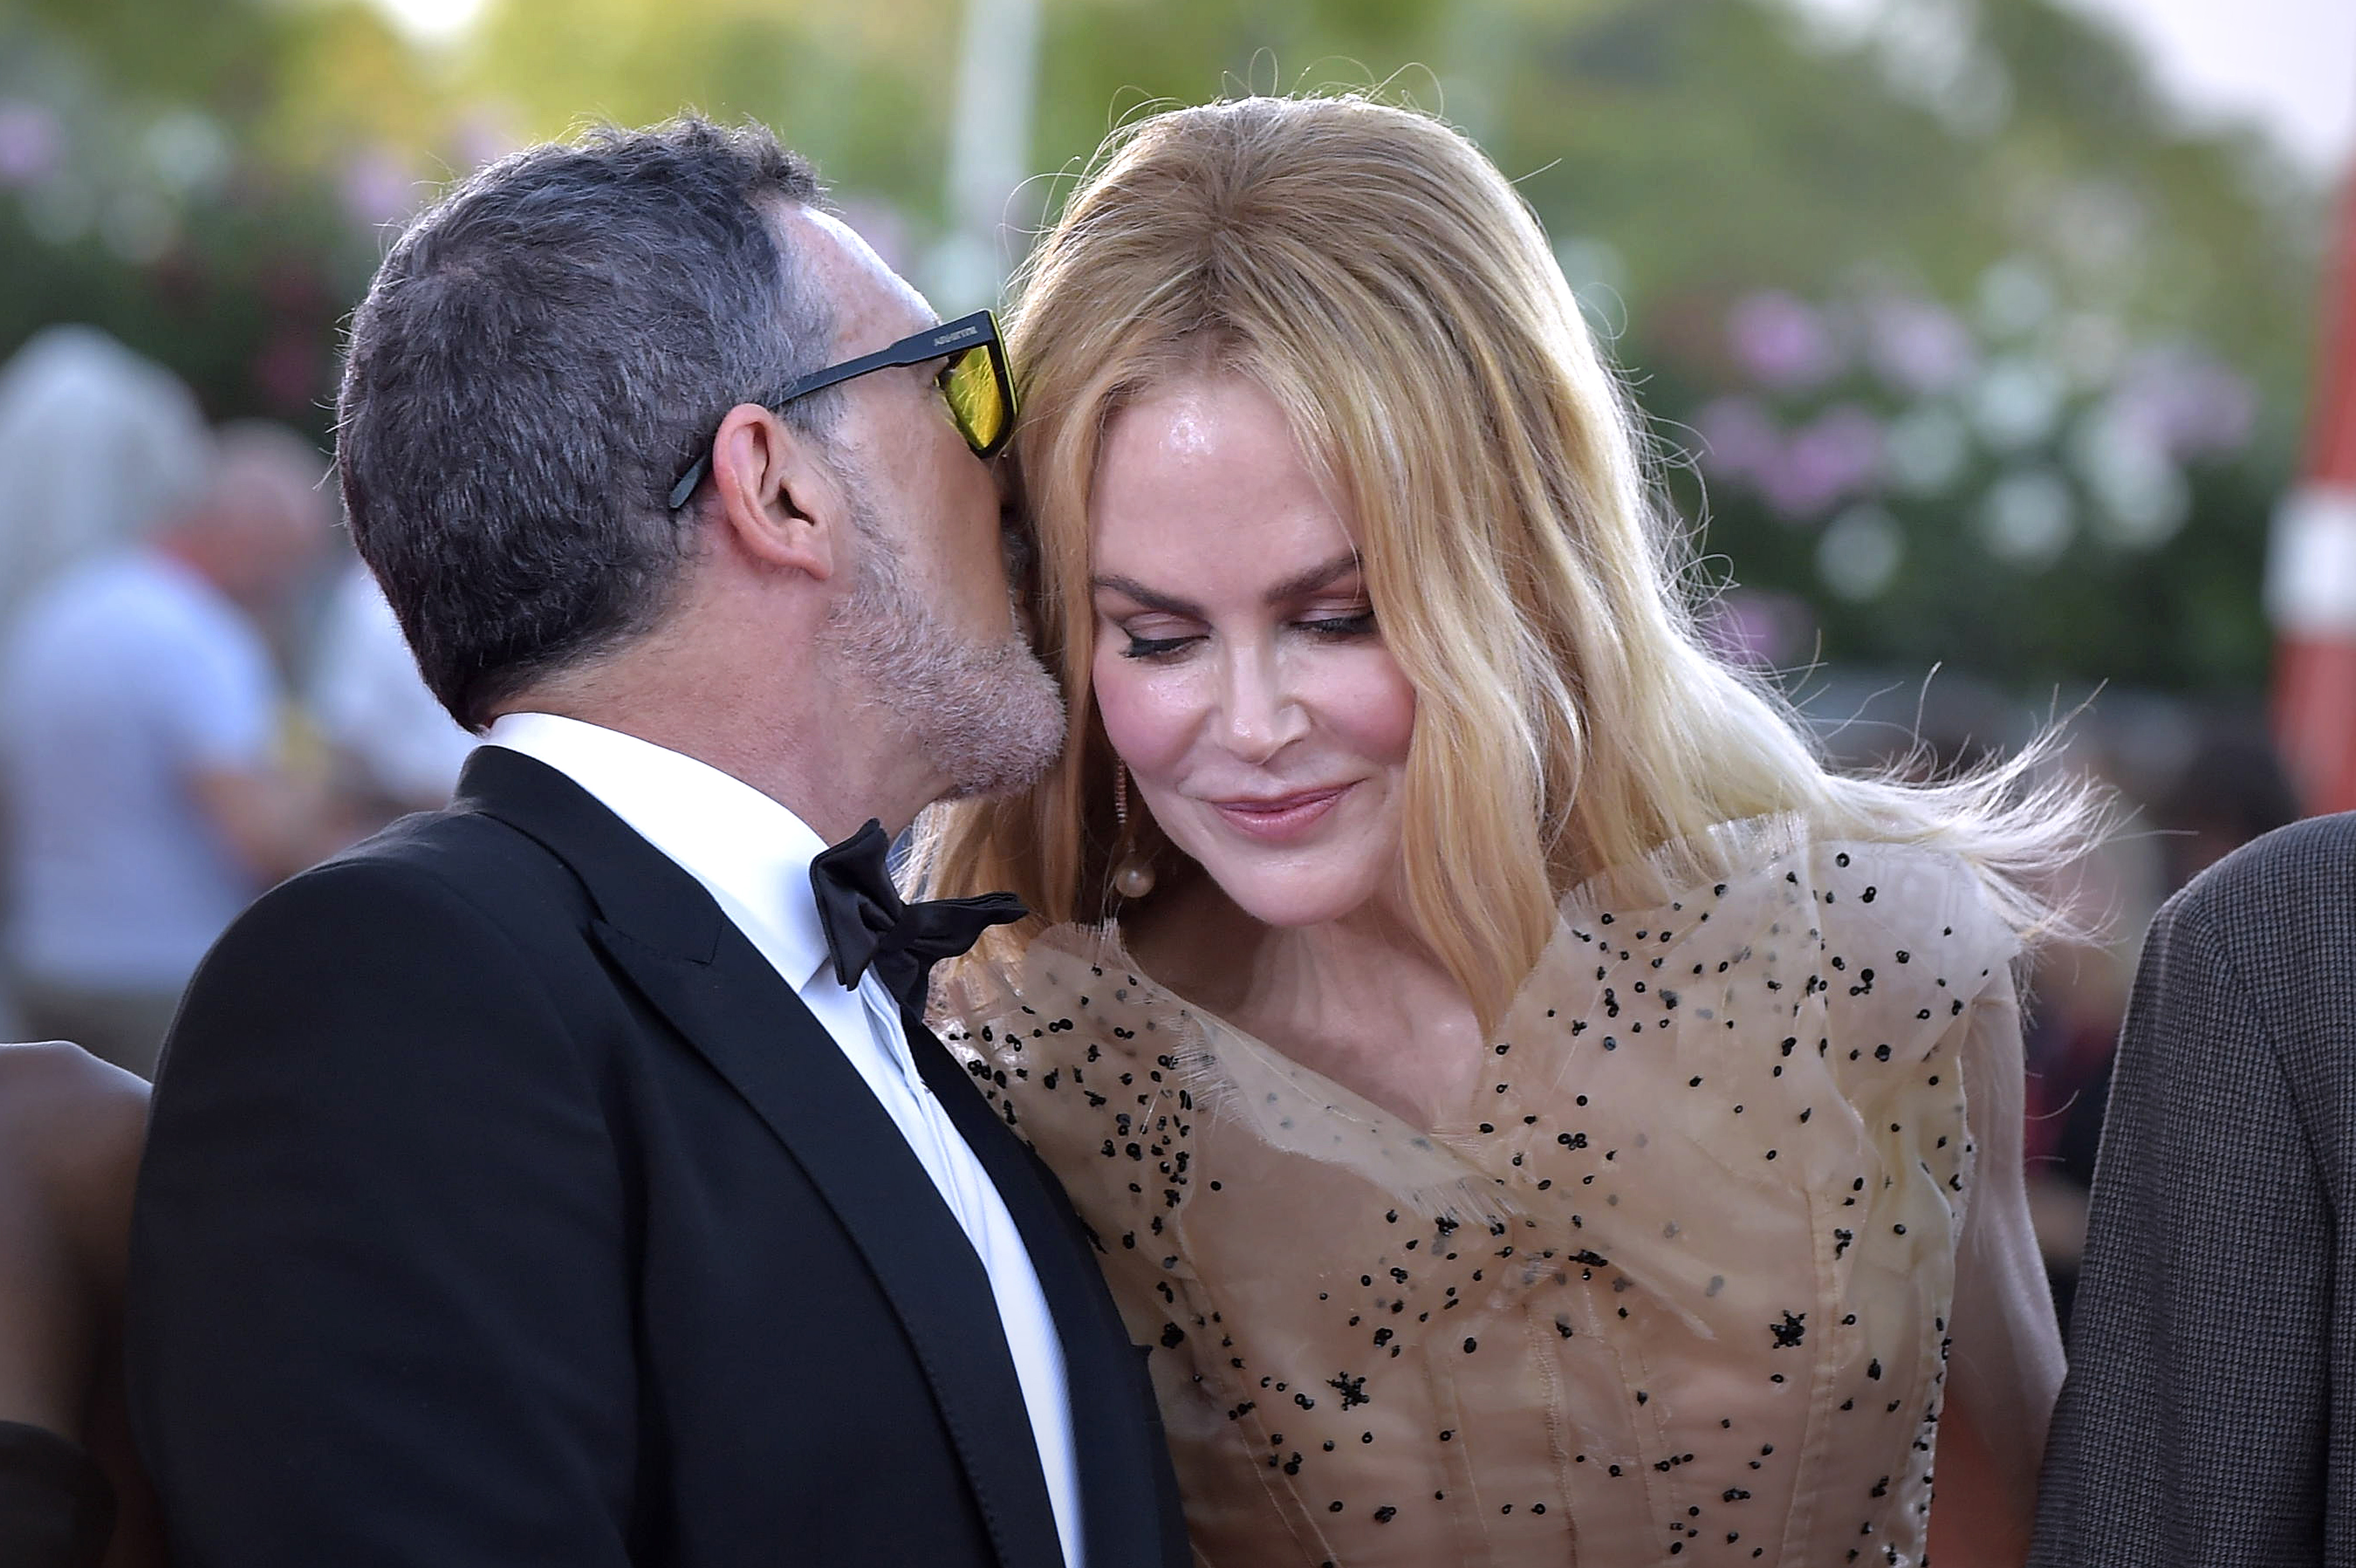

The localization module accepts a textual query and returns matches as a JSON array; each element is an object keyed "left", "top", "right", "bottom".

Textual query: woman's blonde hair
[{"left": 916, "top": 93, "right": 2099, "bottom": 1033}]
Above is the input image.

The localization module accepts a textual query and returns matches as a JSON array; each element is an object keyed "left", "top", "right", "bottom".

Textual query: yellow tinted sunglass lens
[{"left": 941, "top": 348, "right": 1007, "bottom": 454}]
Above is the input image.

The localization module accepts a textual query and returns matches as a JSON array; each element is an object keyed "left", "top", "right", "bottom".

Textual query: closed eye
[
  {"left": 1121, "top": 611, "right": 1374, "bottom": 660},
  {"left": 1120, "top": 631, "right": 1203, "bottom": 661},
  {"left": 1299, "top": 611, "right": 1376, "bottom": 639}
]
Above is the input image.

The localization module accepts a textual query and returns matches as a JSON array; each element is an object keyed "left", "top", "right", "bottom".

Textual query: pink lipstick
[{"left": 1208, "top": 785, "right": 1350, "bottom": 842}]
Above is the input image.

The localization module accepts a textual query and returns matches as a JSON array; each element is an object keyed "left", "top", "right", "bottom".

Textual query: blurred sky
[
  {"left": 367, "top": 0, "right": 2356, "bottom": 174},
  {"left": 1795, "top": 0, "right": 2356, "bottom": 173},
  {"left": 368, "top": 0, "right": 481, "bottom": 47}
]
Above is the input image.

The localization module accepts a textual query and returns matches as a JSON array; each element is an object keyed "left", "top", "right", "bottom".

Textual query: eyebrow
[{"left": 1091, "top": 551, "right": 1363, "bottom": 617}]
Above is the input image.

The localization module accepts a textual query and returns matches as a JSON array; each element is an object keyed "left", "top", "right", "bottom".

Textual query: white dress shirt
[{"left": 484, "top": 713, "right": 1082, "bottom": 1568}]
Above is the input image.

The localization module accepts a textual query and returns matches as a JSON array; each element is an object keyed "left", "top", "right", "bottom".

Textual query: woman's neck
[{"left": 1125, "top": 874, "right": 1486, "bottom": 1129}]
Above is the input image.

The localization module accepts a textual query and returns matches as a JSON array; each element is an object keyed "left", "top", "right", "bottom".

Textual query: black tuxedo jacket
[{"left": 127, "top": 746, "right": 1187, "bottom": 1568}]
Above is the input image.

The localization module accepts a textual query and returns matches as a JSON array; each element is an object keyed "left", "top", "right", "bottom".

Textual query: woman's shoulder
[
  {"left": 0, "top": 1043, "right": 147, "bottom": 1246},
  {"left": 0, "top": 1041, "right": 146, "bottom": 1154},
  {"left": 1568, "top": 815, "right": 2012, "bottom": 938},
  {"left": 1538, "top": 816, "right": 2019, "bottom": 1044},
  {"left": 0, "top": 1045, "right": 147, "bottom": 1563},
  {"left": 0, "top": 1038, "right": 145, "bottom": 1100}
]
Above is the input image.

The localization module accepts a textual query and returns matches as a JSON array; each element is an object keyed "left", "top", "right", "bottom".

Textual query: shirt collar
[{"left": 482, "top": 712, "right": 837, "bottom": 992}]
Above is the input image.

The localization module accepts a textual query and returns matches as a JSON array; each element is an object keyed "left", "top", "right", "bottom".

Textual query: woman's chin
[{"left": 1206, "top": 870, "right": 1385, "bottom": 932}]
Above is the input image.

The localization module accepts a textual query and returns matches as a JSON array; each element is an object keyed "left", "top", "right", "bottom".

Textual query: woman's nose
[{"left": 1216, "top": 643, "right": 1308, "bottom": 763}]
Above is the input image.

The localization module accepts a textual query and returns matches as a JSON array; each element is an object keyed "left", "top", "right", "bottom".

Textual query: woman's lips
[{"left": 1206, "top": 784, "right": 1351, "bottom": 842}]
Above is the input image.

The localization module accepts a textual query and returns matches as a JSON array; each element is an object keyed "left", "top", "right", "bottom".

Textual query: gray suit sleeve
[{"left": 2031, "top": 891, "right": 2330, "bottom": 1566}]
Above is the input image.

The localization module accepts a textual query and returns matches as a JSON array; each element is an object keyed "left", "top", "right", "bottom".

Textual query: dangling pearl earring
[{"left": 1111, "top": 762, "right": 1157, "bottom": 900}]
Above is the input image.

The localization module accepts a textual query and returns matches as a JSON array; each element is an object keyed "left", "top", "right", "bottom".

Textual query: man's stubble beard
[{"left": 823, "top": 493, "right": 1066, "bottom": 803}]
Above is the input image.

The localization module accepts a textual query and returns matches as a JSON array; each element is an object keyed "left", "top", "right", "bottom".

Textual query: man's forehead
[{"left": 783, "top": 205, "right": 934, "bottom": 343}]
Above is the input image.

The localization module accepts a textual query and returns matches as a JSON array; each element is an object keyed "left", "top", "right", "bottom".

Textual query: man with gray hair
[{"left": 128, "top": 118, "right": 1185, "bottom": 1568}]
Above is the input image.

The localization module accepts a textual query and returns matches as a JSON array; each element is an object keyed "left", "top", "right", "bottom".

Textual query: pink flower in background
[
  {"left": 2110, "top": 348, "right": 2257, "bottom": 460},
  {"left": 252, "top": 331, "right": 321, "bottom": 416},
  {"left": 451, "top": 108, "right": 521, "bottom": 176},
  {"left": 1758, "top": 404, "right": 1884, "bottom": 521},
  {"left": 1697, "top": 395, "right": 1886, "bottom": 522},
  {"left": 1694, "top": 395, "right": 1782, "bottom": 481},
  {"left": 258, "top": 257, "right": 327, "bottom": 317},
  {"left": 1865, "top": 296, "right": 1977, "bottom": 397},
  {"left": 1702, "top": 587, "right": 1816, "bottom": 669},
  {"left": 1728, "top": 290, "right": 1843, "bottom": 391},
  {"left": 339, "top": 144, "right": 419, "bottom": 231},
  {"left": 0, "top": 101, "right": 62, "bottom": 187}
]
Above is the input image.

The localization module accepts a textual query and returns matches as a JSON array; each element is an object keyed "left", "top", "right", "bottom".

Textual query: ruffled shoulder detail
[{"left": 1525, "top": 813, "right": 2019, "bottom": 1095}]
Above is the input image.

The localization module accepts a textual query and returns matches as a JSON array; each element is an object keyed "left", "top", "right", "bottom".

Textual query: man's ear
[{"left": 708, "top": 404, "right": 843, "bottom": 582}]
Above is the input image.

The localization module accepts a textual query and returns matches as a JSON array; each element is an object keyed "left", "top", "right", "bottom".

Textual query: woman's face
[{"left": 1088, "top": 375, "right": 1418, "bottom": 929}]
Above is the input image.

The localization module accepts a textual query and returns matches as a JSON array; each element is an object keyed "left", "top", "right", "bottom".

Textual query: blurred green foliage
[{"left": 0, "top": 0, "right": 2326, "bottom": 697}]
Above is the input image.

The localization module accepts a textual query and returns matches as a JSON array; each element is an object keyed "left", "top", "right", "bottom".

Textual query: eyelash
[{"left": 1119, "top": 611, "right": 1378, "bottom": 662}]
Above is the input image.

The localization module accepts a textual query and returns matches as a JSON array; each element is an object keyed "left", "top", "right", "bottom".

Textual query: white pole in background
[{"left": 929, "top": 0, "right": 1042, "bottom": 312}]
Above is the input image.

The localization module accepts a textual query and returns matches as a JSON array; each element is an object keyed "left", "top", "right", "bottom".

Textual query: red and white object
[{"left": 2270, "top": 166, "right": 2356, "bottom": 814}]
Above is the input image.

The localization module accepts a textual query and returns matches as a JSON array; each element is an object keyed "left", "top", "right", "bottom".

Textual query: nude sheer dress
[{"left": 943, "top": 819, "right": 2023, "bottom": 1568}]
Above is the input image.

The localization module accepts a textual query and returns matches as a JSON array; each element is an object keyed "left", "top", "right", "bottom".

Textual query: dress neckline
[
  {"left": 1022, "top": 812, "right": 1832, "bottom": 1142},
  {"left": 1060, "top": 919, "right": 1459, "bottom": 1136}
]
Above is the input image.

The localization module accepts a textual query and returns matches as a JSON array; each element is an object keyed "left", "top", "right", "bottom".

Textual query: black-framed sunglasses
[{"left": 666, "top": 309, "right": 1017, "bottom": 510}]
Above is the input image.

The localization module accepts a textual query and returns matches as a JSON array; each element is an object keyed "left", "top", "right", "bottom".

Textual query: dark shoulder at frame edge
[{"left": 2169, "top": 812, "right": 2356, "bottom": 926}]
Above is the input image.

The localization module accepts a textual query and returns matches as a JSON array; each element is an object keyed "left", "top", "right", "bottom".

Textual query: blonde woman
[{"left": 923, "top": 94, "right": 2088, "bottom": 1568}]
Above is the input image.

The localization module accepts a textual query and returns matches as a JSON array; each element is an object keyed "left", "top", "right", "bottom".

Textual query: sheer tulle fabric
[{"left": 942, "top": 819, "right": 2020, "bottom": 1567}]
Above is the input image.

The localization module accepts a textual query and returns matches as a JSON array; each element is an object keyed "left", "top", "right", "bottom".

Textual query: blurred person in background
[
  {"left": 0, "top": 328, "right": 212, "bottom": 1040},
  {"left": 924, "top": 93, "right": 2103, "bottom": 1568},
  {"left": 0, "top": 327, "right": 210, "bottom": 637},
  {"left": 0, "top": 421, "right": 349, "bottom": 1078},
  {"left": 308, "top": 557, "right": 476, "bottom": 820},
  {"left": 2149, "top": 723, "right": 2301, "bottom": 894},
  {"left": 2031, "top": 809, "right": 2356, "bottom": 1566},
  {"left": 0, "top": 1039, "right": 161, "bottom": 1568}
]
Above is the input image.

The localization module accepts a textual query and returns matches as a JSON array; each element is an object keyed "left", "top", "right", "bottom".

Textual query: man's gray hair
[{"left": 336, "top": 116, "right": 832, "bottom": 730}]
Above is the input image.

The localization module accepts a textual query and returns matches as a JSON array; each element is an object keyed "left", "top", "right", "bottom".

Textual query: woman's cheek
[
  {"left": 1093, "top": 645, "right": 1196, "bottom": 781},
  {"left": 1362, "top": 654, "right": 1419, "bottom": 763},
  {"left": 1306, "top": 642, "right": 1418, "bottom": 765}
]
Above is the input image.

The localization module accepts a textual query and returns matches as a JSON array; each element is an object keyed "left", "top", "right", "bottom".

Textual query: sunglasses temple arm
[{"left": 667, "top": 457, "right": 709, "bottom": 511}]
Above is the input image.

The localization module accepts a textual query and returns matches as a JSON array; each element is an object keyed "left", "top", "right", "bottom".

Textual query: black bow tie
[{"left": 810, "top": 819, "right": 1026, "bottom": 1012}]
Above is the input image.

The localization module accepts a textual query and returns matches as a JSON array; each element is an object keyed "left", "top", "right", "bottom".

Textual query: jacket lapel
[
  {"left": 455, "top": 747, "right": 1066, "bottom": 1568},
  {"left": 906, "top": 1013, "right": 1191, "bottom": 1568}
]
